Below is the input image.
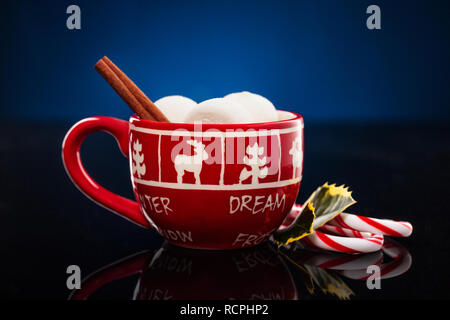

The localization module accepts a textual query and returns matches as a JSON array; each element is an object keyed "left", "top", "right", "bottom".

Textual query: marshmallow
[
  {"left": 183, "top": 98, "right": 254, "bottom": 124},
  {"left": 277, "top": 110, "right": 296, "bottom": 121},
  {"left": 155, "top": 95, "right": 197, "bottom": 123},
  {"left": 223, "top": 91, "right": 278, "bottom": 123}
]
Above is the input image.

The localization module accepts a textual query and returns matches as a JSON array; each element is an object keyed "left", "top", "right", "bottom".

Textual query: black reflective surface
[{"left": 1, "top": 122, "right": 449, "bottom": 299}]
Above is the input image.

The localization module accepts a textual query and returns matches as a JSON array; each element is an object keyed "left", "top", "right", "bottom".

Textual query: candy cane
[
  {"left": 301, "top": 228, "right": 384, "bottom": 254},
  {"left": 330, "top": 213, "right": 413, "bottom": 238},
  {"left": 284, "top": 204, "right": 413, "bottom": 254},
  {"left": 318, "top": 224, "right": 377, "bottom": 239},
  {"left": 288, "top": 204, "right": 413, "bottom": 238}
]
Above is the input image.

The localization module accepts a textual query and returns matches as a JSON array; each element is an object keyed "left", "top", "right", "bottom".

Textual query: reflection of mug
[
  {"left": 69, "top": 240, "right": 412, "bottom": 300},
  {"left": 70, "top": 242, "right": 298, "bottom": 300},
  {"left": 62, "top": 112, "right": 303, "bottom": 249}
]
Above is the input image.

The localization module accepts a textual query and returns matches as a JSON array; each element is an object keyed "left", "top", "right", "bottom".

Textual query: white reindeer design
[
  {"left": 174, "top": 139, "right": 209, "bottom": 184},
  {"left": 289, "top": 137, "right": 302, "bottom": 178}
]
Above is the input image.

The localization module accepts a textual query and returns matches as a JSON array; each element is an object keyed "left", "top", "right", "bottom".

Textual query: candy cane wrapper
[{"left": 274, "top": 183, "right": 356, "bottom": 247}]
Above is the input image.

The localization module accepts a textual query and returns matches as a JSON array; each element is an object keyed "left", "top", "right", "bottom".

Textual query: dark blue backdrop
[{"left": 1, "top": 0, "right": 449, "bottom": 123}]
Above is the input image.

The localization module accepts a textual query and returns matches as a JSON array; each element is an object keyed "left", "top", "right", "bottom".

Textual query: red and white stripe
[
  {"left": 319, "top": 224, "right": 376, "bottom": 239},
  {"left": 335, "top": 239, "right": 412, "bottom": 280},
  {"left": 282, "top": 204, "right": 413, "bottom": 254},
  {"left": 291, "top": 248, "right": 384, "bottom": 271},
  {"left": 290, "top": 239, "right": 411, "bottom": 281},
  {"left": 329, "top": 212, "right": 413, "bottom": 238},
  {"left": 302, "top": 228, "right": 384, "bottom": 254}
]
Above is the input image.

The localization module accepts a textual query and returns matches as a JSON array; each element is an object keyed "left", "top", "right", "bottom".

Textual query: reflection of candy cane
[
  {"left": 330, "top": 213, "right": 413, "bottom": 238},
  {"left": 302, "top": 229, "right": 384, "bottom": 254},
  {"left": 336, "top": 239, "right": 412, "bottom": 280},
  {"left": 291, "top": 248, "right": 384, "bottom": 271},
  {"left": 289, "top": 239, "right": 411, "bottom": 281}
]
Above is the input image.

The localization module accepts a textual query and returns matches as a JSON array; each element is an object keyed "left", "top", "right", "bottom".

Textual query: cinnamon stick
[
  {"left": 95, "top": 59, "right": 156, "bottom": 120},
  {"left": 102, "top": 56, "right": 169, "bottom": 122}
]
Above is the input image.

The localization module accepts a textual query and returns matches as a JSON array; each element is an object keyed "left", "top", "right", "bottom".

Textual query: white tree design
[
  {"left": 132, "top": 139, "right": 146, "bottom": 178},
  {"left": 289, "top": 137, "right": 302, "bottom": 178},
  {"left": 239, "top": 143, "right": 268, "bottom": 184}
]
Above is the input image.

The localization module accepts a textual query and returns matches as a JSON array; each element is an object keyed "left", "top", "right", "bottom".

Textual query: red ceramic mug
[{"left": 62, "top": 111, "right": 304, "bottom": 249}]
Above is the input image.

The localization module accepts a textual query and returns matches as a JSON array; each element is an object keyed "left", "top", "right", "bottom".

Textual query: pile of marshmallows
[{"left": 155, "top": 91, "right": 279, "bottom": 124}]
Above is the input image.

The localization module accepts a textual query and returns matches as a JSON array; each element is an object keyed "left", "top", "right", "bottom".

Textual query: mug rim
[{"left": 129, "top": 110, "right": 303, "bottom": 131}]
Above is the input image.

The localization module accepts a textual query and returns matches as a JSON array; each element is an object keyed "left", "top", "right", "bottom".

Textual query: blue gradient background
[{"left": 1, "top": 0, "right": 449, "bottom": 123}]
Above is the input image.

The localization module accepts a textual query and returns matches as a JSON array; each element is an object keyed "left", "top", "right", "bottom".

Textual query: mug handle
[{"left": 62, "top": 116, "right": 151, "bottom": 228}]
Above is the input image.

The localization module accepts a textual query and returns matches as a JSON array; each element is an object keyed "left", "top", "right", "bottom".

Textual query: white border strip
[
  {"left": 219, "top": 137, "right": 225, "bottom": 185},
  {"left": 277, "top": 132, "right": 282, "bottom": 181},
  {"left": 133, "top": 177, "right": 301, "bottom": 190},
  {"left": 157, "top": 135, "right": 161, "bottom": 182},
  {"left": 130, "top": 124, "right": 303, "bottom": 138}
]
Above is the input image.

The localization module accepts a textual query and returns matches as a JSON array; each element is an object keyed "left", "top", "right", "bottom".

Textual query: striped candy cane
[
  {"left": 285, "top": 204, "right": 413, "bottom": 254},
  {"left": 330, "top": 213, "right": 413, "bottom": 238},
  {"left": 302, "top": 226, "right": 384, "bottom": 254}
]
